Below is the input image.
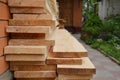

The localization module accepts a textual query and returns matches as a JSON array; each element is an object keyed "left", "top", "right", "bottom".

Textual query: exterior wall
[
  {"left": 99, "top": 0, "right": 120, "bottom": 20},
  {"left": 73, "top": 0, "right": 82, "bottom": 27}
]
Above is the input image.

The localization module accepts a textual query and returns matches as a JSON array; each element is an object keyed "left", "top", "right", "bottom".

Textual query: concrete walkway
[{"left": 73, "top": 34, "right": 120, "bottom": 80}]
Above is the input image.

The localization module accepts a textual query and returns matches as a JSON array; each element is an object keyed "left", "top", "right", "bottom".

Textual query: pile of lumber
[
  {"left": 4, "top": 0, "right": 96, "bottom": 80},
  {"left": 4, "top": 0, "right": 57, "bottom": 80},
  {"left": 47, "top": 29, "right": 96, "bottom": 80}
]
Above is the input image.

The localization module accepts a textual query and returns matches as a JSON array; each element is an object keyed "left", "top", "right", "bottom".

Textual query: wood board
[
  {"left": 10, "top": 7, "right": 45, "bottom": 14},
  {"left": 8, "top": 0, "right": 46, "bottom": 8},
  {"left": 6, "top": 54, "right": 46, "bottom": 61},
  {"left": 48, "top": 28, "right": 88, "bottom": 58},
  {"left": 47, "top": 53, "right": 82, "bottom": 65},
  {"left": 10, "top": 61, "right": 46, "bottom": 66},
  {"left": 13, "top": 14, "right": 52, "bottom": 20},
  {"left": 9, "top": 19, "right": 55, "bottom": 27},
  {"left": 10, "top": 33, "right": 46, "bottom": 39},
  {"left": 57, "top": 57, "right": 96, "bottom": 75},
  {"left": 7, "top": 26, "right": 52, "bottom": 33},
  {"left": 58, "top": 74, "right": 93, "bottom": 80},
  {"left": 8, "top": 39, "right": 55, "bottom": 47},
  {"left": 4, "top": 46, "right": 48, "bottom": 55},
  {"left": 16, "top": 78, "right": 55, "bottom": 80},
  {"left": 10, "top": 65, "right": 56, "bottom": 71},
  {"left": 14, "top": 71, "right": 56, "bottom": 78}
]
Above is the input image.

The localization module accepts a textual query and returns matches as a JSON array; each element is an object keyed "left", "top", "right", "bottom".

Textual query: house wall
[
  {"left": 99, "top": 0, "right": 120, "bottom": 20},
  {"left": 57, "top": 0, "right": 82, "bottom": 27}
]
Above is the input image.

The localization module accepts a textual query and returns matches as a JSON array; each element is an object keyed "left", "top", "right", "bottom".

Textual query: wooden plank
[
  {"left": 0, "top": 0, "right": 8, "bottom": 3},
  {"left": 10, "top": 33, "right": 46, "bottom": 39},
  {"left": 58, "top": 74, "right": 93, "bottom": 80},
  {"left": 9, "top": 20, "right": 55, "bottom": 26},
  {"left": 48, "top": 28, "right": 88, "bottom": 58},
  {"left": 10, "top": 61, "right": 46, "bottom": 66},
  {"left": 10, "top": 65, "right": 56, "bottom": 71},
  {"left": 14, "top": 71, "right": 56, "bottom": 78},
  {"left": 16, "top": 78, "right": 55, "bottom": 80},
  {"left": 6, "top": 54, "right": 46, "bottom": 61},
  {"left": 4, "top": 46, "right": 47, "bottom": 55},
  {"left": 47, "top": 53, "right": 82, "bottom": 65},
  {"left": 10, "top": 7, "right": 45, "bottom": 14},
  {"left": 7, "top": 26, "right": 52, "bottom": 33},
  {"left": 13, "top": 14, "right": 52, "bottom": 20},
  {"left": 57, "top": 57, "right": 96, "bottom": 75},
  {"left": 8, "top": 0, "right": 46, "bottom": 8},
  {"left": 8, "top": 39, "right": 55, "bottom": 47}
]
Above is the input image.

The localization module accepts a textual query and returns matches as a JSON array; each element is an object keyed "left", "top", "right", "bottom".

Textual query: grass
[{"left": 91, "top": 40, "right": 120, "bottom": 62}]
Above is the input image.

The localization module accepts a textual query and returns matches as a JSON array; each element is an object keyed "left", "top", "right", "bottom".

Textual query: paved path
[{"left": 73, "top": 34, "right": 120, "bottom": 80}]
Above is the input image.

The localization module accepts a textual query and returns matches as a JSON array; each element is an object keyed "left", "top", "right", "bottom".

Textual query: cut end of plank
[{"left": 57, "top": 57, "right": 96, "bottom": 75}]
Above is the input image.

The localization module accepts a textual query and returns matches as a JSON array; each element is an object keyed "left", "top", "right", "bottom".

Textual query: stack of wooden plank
[
  {"left": 4, "top": 0, "right": 57, "bottom": 80},
  {"left": 4, "top": 0, "right": 96, "bottom": 80},
  {"left": 47, "top": 29, "right": 96, "bottom": 80}
]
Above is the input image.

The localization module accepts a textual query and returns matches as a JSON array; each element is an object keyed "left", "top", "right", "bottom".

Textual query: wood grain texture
[
  {"left": 48, "top": 28, "right": 88, "bottom": 58},
  {"left": 10, "top": 65, "right": 56, "bottom": 71},
  {"left": 13, "top": 14, "right": 52, "bottom": 20},
  {"left": 7, "top": 26, "right": 52, "bottom": 33},
  {"left": 10, "top": 33, "right": 46, "bottom": 39},
  {"left": 9, "top": 39, "right": 55, "bottom": 47},
  {"left": 16, "top": 78, "right": 55, "bottom": 80},
  {"left": 10, "top": 61, "right": 46, "bottom": 66},
  {"left": 0, "top": 0, "right": 8, "bottom": 3},
  {"left": 57, "top": 57, "right": 96, "bottom": 75},
  {"left": 47, "top": 53, "right": 82, "bottom": 65},
  {"left": 8, "top": 0, "right": 45, "bottom": 8},
  {"left": 6, "top": 54, "right": 46, "bottom": 61},
  {"left": 10, "top": 7, "right": 45, "bottom": 14},
  {"left": 14, "top": 71, "right": 56, "bottom": 78},
  {"left": 58, "top": 74, "right": 93, "bottom": 80},
  {"left": 4, "top": 46, "right": 47, "bottom": 55},
  {"left": 9, "top": 19, "right": 55, "bottom": 26}
]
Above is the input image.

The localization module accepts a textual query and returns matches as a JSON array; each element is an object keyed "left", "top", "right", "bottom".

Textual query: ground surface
[{"left": 73, "top": 33, "right": 120, "bottom": 80}]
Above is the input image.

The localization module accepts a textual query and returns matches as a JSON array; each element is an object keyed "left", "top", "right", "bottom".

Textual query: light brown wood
[
  {"left": 10, "top": 33, "right": 46, "bottom": 39},
  {"left": 5, "top": 46, "right": 47, "bottom": 55},
  {"left": 16, "top": 78, "right": 55, "bottom": 80},
  {"left": 9, "top": 19, "right": 55, "bottom": 27},
  {"left": 58, "top": 74, "right": 93, "bottom": 80},
  {"left": 48, "top": 28, "right": 88, "bottom": 58},
  {"left": 6, "top": 54, "right": 46, "bottom": 61},
  {"left": 7, "top": 26, "right": 52, "bottom": 33},
  {"left": 10, "top": 65, "right": 56, "bottom": 71},
  {"left": 10, "top": 7, "right": 45, "bottom": 14},
  {"left": 9, "top": 39, "right": 55, "bottom": 47},
  {"left": 8, "top": 0, "right": 45, "bottom": 8},
  {"left": 47, "top": 53, "right": 82, "bottom": 65},
  {"left": 57, "top": 57, "right": 96, "bottom": 75},
  {"left": 10, "top": 61, "right": 46, "bottom": 66},
  {"left": 13, "top": 14, "right": 52, "bottom": 20},
  {"left": 14, "top": 71, "right": 56, "bottom": 78}
]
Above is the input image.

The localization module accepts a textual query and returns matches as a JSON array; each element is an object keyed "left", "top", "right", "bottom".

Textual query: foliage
[
  {"left": 104, "top": 14, "right": 120, "bottom": 38},
  {"left": 81, "top": 0, "right": 120, "bottom": 63},
  {"left": 91, "top": 40, "right": 120, "bottom": 62},
  {"left": 82, "top": 13, "right": 104, "bottom": 38},
  {"left": 81, "top": 12, "right": 120, "bottom": 62}
]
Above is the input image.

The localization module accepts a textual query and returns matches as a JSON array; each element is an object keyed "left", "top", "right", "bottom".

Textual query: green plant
[{"left": 82, "top": 13, "right": 104, "bottom": 38}]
